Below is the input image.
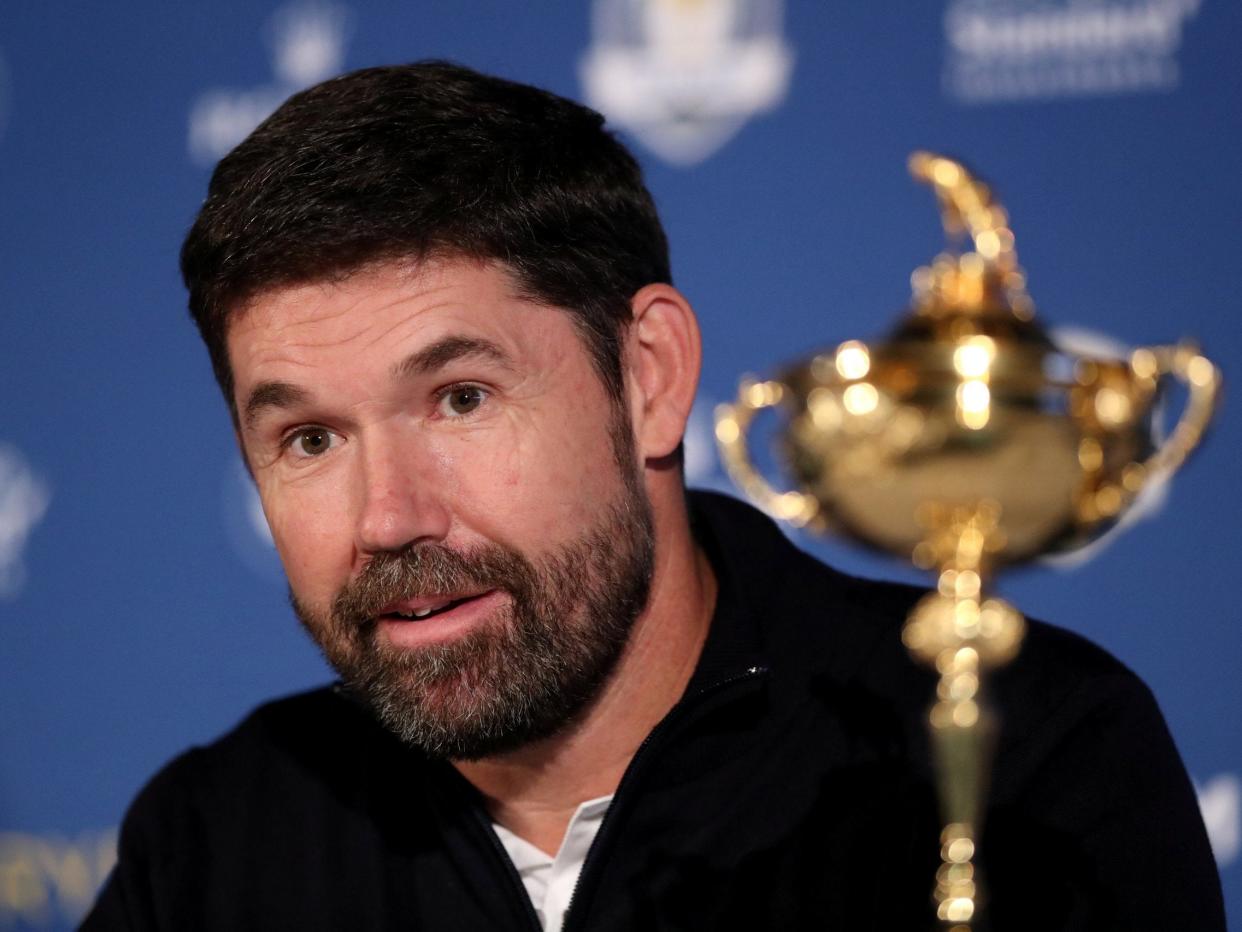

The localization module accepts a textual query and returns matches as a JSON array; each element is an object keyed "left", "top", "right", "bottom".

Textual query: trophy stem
[{"left": 903, "top": 502, "right": 1026, "bottom": 929}]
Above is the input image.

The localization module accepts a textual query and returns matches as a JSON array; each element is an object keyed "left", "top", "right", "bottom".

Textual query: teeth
[{"left": 394, "top": 600, "right": 453, "bottom": 620}]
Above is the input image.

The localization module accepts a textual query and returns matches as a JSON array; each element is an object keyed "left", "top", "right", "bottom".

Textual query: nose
[{"left": 354, "top": 432, "right": 451, "bottom": 557}]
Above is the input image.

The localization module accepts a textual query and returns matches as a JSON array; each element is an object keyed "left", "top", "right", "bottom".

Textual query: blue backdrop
[{"left": 1, "top": 2, "right": 1238, "bottom": 927}]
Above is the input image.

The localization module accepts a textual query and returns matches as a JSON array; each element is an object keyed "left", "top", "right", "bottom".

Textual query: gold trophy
[{"left": 715, "top": 153, "right": 1220, "bottom": 929}]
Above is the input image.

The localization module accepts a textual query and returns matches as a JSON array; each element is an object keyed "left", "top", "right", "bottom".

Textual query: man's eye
[
  {"left": 438, "top": 385, "right": 487, "bottom": 417},
  {"left": 288, "top": 427, "right": 338, "bottom": 458}
]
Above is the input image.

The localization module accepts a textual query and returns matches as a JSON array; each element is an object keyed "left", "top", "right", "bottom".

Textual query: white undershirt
[{"left": 491, "top": 795, "right": 614, "bottom": 932}]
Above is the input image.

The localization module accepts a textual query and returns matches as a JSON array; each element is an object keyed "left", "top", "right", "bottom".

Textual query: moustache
[{"left": 330, "top": 543, "right": 534, "bottom": 628}]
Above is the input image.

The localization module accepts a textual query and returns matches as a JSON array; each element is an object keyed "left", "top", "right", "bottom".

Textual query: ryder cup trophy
[{"left": 715, "top": 153, "right": 1220, "bottom": 929}]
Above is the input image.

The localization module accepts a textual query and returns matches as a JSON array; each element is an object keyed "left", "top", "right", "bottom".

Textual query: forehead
[
  {"left": 232, "top": 258, "right": 513, "bottom": 340},
  {"left": 225, "top": 258, "right": 580, "bottom": 381}
]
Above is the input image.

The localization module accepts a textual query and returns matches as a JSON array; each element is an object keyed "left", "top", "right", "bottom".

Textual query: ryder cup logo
[
  {"left": 221, "top": 459, "right": 282, "bottom": 581},
  {"left": 580, "top": 0, "right": 794, "bottom": 166},
  {"left": 944, "top": 0, "right": 1202, "bottom": 103},
  {"left": 684, "top": 396, "right": 736, "bottom": 496},
  {"left": 188, "top": 1, "right": 352, "bottom": 165},
  {"left": 0, "top": 445, "right": 50, "bottom": 599},
  {"left": 1197, "top": 773, "right": 1240, "bottom": 868}
]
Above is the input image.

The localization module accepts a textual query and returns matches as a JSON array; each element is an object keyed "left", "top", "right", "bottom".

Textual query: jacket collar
[
  {"left": 683, "top": 490, "right": 776, "bottom": 693},
  {"left": 685, "top": 489, "right": 921, "bottom": 692}
]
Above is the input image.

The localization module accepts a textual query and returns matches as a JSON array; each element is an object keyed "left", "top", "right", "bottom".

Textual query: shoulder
[
  {"left": 783, "top": 556, "right": 1179, "bottom": 813},
  {"left": 689, "top": 490, "right": 1167, "bottom": 762},
  {"left": 140, "top": 685, "right": 371, "bottom": 779},
  {"left": 90, "top": 689, "right": 459, "bottom": 927},
  {"left": 119, "top": 685, "right": 412, "bottom": 844},
  {"left": 792, "top": 555, "right": 1161, "bottom": 763}
]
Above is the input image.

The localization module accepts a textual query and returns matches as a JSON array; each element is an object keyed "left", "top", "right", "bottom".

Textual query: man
[{"left": 84, "top": 62, "right": 1223, "bottom": 931}]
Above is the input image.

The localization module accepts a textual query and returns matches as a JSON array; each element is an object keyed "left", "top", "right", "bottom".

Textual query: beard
[{"left": 290, "top": 452, "right": 655, "bottom": 761}]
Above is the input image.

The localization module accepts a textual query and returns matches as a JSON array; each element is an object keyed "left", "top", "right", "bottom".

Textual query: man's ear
[{"left": 624, "top": 284, "right": 702, "bottom": 462}]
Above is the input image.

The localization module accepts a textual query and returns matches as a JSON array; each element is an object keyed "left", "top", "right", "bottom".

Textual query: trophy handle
[
  {"left": 715, "top": 379, "right": 820, "bottom": 526},
  {"left": 1129, "top": 343, "right": 1221, "bottom": 490}
]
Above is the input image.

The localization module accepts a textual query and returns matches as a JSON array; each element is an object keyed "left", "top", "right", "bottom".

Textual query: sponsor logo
[
  {"left": 943, "top": 0, "right": 1202, "bottom": 103},
  {"left": 0, "top": 444, "right": 50, "bottom": 599},
  {"left": 0, "top": 829, "right": 116, "bottom": 927},
  {"left": 188, "top": 1, "right": 352, "bottom": 165},
  {"left": 1197, "top": 773, "right": 1240, "bottom": 867},
  {"left": 580, "top": 0, "right": 794, "bottom": 166}
]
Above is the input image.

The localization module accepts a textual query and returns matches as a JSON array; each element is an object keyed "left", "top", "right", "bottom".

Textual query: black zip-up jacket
[{"left": 82, "top": 492, "right": 1224, "bottom": 930}]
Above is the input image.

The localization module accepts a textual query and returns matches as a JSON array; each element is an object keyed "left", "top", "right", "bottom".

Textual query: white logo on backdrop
[
  {"left": 0, "top": 445, "right": 50, "bottom": 598},
  {"left": 1040, "top": 326, "right": 1172, "bottom": 570},
  {"left": 580, "top": 0, "right": 794, "bottom": 166},
  {"left": 1197, "top": 773, "right": 1240, "bottom": 867},
  {"left": 221, "top": 459, "right": 283, "bottom": 581},
  {"left": 684, "top": 395, "right": 735, "bottom": 493},
  {"left": 188, "top": 1, "right": 352, "bottom": 165},
  {"left": 944, "top": 0, "right": 1201, "bottom": 103}
]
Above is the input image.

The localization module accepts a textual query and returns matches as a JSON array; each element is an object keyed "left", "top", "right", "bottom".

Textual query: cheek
[
  {"left": 454, "top": 401, "right": 621, "bottom": 544},
  {"left": 260, "top": 476, "right": 355, "bottom": 601}
]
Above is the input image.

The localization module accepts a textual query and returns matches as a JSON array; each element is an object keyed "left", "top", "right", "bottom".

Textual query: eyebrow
[
  {"left": 242, "top": 381, "right": 311, "bottom": 430},
  {"left": 241, "top": 335, "right": 513, "bottom": 430},
  {"left": 390, "top": 335, "right": 513, "bottom": 380}
]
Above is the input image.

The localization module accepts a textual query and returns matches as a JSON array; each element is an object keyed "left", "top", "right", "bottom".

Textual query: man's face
[{"left": 228, "top": 258, "right": 654, "bottom": 759}]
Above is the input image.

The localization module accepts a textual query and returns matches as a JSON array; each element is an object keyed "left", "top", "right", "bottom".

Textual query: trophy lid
[
  {"left": 905, "top": 153, "right": 1033, "bottom": 311},
  {"left": 864, "top": 153, "right": 1060, "bottom": 396}
]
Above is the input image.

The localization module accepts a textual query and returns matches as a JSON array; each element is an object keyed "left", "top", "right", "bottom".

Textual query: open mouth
[{"left": 378, "top": 591, "right": 492, "bottom": 623}]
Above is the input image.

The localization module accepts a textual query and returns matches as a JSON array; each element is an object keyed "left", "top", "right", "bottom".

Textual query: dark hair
[{"left": 181, "top": 61, "right": 671, "bottom": 419}]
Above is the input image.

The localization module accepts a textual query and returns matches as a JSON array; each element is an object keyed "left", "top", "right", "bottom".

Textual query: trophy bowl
[
  {"left": 717, "top": 153, "right": 1218, "bottom": 573},
  {"left": 765, "top": 302, "right": 1214, "bottom": 565},
  {"left": 715, "top": 152, "right": 1220, "bottom": 929}
]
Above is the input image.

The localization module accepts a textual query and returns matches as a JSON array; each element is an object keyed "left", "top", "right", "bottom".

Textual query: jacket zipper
[
  {"left": 469, "top": 802, "right": 547, "bottom": 932},
  {"left": 559, "top": 663, "right": 770, "bottom": 932}
]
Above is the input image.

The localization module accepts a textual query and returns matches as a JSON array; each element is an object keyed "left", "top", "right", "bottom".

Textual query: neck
[{"left": 453, "top": 486, "right": 715, "bottom": 856}]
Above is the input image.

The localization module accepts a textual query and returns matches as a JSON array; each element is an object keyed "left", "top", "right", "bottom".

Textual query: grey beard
[{"left": 291, "top": 492, "right": 654, "bottom": 760}]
